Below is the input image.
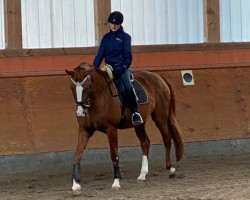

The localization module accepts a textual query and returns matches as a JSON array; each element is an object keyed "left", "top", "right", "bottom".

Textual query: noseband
[{"left": 71, "top": 74, "right": 92, "bottom": 109}]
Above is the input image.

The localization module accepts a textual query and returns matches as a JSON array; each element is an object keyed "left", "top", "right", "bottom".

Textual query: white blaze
[
  {"left": 76, "top": 85, "right": 83, "bottom": 103},
  {"left": 76, "top": 85, "right": 85, "bottom": 116},
  {"left": 71, "top": 75, "right": 89, "bottom": 117}
]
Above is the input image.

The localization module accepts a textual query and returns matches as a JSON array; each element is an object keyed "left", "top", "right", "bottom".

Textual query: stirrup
[{"left": 132, "top": 112, "right": 143, "bottom": 125}]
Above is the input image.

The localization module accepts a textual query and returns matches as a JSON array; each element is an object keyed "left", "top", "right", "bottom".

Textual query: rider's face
[{"left": 109, "top": 23, "right": 121, "bottom": 32}]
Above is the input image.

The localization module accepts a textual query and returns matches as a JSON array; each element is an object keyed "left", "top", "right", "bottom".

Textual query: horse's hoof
[
  {"left": 137, "top": 171, "right": 148, "bottom": 181},
  {"left": 72, "top": 179, "right": 81, "bottom": 192},
  {"left": 137, "top": 175, "right": 146, "bottom": 181},
  {"left": 112, "top": 185, "right": 121, "bottom": 190},
  {"left": 169, "top": 167, "right": 176, "bottom": 178},
  {"left": 137, "top": 177, "right": 146, "bottom": 181},
  {"left": 72, "top": 190, "right": 81, "bottom": 196},
  {"left": 169, "top": 173, "right": 176, "bottom": 179}
]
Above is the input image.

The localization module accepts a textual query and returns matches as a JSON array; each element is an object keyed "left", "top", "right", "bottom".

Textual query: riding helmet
[{"left": 108, "top": 11, "right": 123, "bottom": 25}]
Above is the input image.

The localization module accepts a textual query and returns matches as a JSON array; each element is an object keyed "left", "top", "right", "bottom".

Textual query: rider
[{"left": 93, "top": 11, "right": 143, "bottom": 125}]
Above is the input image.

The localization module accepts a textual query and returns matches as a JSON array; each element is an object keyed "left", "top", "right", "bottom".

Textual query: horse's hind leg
[
  {"left": 152, "top": 116, "right": 176, "bottom": 177},
  {"left": 134, "top": 124, "right": 150, "bottom": 180}
]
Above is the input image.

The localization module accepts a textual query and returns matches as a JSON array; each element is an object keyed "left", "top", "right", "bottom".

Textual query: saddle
[
  {"left": 101, "top": 66, "right": 148, "bottom": 127},
  {"left": 101, "top": 64, "right": 147, "bottom": 107}
]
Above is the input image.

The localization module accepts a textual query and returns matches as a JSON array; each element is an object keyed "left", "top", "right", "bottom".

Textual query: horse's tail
[{"left": 161, "top": 75, "right": 184, "bottom": 162}]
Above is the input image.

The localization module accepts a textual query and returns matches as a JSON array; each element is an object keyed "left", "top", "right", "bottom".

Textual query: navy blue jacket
[{"left": 93, "top": 27, "right": 132, "bottom": 76}]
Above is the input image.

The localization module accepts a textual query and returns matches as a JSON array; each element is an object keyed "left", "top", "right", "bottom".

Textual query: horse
[{"left": 65, "top": 62, "right": 184, "bottom": 192}]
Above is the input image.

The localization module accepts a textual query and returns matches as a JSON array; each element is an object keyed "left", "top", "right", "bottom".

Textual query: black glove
[
  {"left": 113, "top": 65, "right": 129, "bottom": 79},
  {"left": 121, "top": 65, "right": 128, "bottom": 73},
  {"left": 115, "top": 65, "right": 127, "bottom": 77}
]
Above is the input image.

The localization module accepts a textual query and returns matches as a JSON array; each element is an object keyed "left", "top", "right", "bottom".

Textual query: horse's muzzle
[{"left": 76, "top": 106, "right": 87, "bottom": 117}]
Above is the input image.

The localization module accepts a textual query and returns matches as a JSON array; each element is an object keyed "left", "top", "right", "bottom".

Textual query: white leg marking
[
  {"left": 169, "top": 167, "right": 176, "bottom": 175},
  {"left": 137, "top": 155, "right": 148, "bottom": 180},
  {"left": 112, "top": 178, "right": 121, "bottom": 189},
  {"left": 72, "top": 179, "right": 81, "bottom": 192}
]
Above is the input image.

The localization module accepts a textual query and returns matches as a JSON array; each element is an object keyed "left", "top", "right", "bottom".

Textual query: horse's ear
[{"left": 65, "top": 70, "right": 75, "bottom": 76}]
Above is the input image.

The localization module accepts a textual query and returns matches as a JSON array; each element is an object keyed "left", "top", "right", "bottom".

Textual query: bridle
[
  {"left": 70, "top": 68, "right": 118, "bottom": 117},
  {"left": 71, "top": 74, "right": 92, "bottom": 109}
]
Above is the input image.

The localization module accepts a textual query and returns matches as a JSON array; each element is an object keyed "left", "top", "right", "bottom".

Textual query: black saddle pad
[
  {"left": 113, "top": 78, "right": 148, "bottom": 107},
  {"left": 131, "top": 79, "right": 148, "bottom": 104}
]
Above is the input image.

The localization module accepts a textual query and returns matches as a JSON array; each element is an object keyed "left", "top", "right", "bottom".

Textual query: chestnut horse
[{"left": 65, "top": 62, "right": 184, "bottom": 192}]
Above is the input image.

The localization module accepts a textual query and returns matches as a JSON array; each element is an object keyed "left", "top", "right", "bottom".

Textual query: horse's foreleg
[
  {"left": 134, "top": 124, "right": 150, "bottom": 181},
  {"left": 72, "top": 128, "right": 92, "bottom": 193},
  {"left": 106, "top": 127, "right": 121, "bottom": 189}
]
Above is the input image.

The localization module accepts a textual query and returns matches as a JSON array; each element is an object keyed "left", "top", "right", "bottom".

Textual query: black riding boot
[{"left": 127, "top": 90, "right": 143, "bottom": 125}]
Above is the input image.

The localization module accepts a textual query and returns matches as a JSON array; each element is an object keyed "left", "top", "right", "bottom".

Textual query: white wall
[
  {"left": 0, "top": 0, "right": 5, "bottom": 49},
  {"left": 2, "top": 0, "right": 250, "bottom": 49},
  {"left": 111, "top": 0, "right": 204, "bottom": 45},
  {"left": 21, "top": 0, "right": 205, "bottom": 48},
  {"left": 220, "top": 0, "right": 250, "bottom": 42},
  {"left": 21, "top": 0, "right": 95, "bottom": 48}
]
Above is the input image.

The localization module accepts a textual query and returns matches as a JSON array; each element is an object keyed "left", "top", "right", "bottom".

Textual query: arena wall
[{"left": 0, "top": 43, "right": 250, "bottom": 156}]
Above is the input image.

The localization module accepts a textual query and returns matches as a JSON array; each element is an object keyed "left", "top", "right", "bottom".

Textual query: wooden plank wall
[
  {"left": 0, "top": 0, "right": 250, "bottom": 156},
  {"left": 203, "top": 0, "right": 220, "bottom": 42},
  {"left": 4, "top": 0, "right": 22, "bottom": 49},
  {"left": 2, "top": 43, "right": 250, "bottom": 77},
  {"left": 0, "top": 66, "right": 250, "bottom": 155},
  {"left": 1, "top": 47, "right": 250, "bottom": 155},
  {"left": 94, "top": 0, "right": 111, "bottom": 45}
]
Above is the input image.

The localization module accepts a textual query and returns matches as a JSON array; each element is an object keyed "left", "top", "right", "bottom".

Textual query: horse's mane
[
  {"left": 75, "top": 62, "right": 94, "bottom": 71},
  {"left": 72, "top": 62, "right": 96, "bottom": 80}
]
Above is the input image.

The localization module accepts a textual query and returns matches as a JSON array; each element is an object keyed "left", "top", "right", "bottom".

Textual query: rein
[{"left": 95, "top": 67, "right": 118, "bottom": 97}]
